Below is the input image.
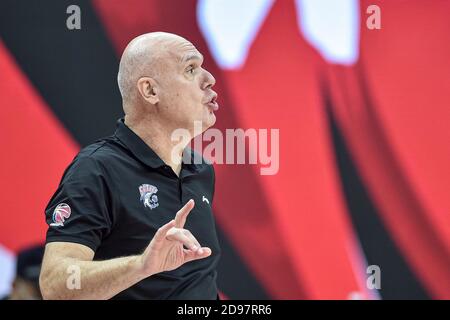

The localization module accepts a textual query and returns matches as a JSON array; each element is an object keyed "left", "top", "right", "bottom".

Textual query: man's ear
[{"left": 137, "top": 77, "right": 159, "bottom": 104}]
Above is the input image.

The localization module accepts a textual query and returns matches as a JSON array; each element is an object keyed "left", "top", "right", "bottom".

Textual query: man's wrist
[{"left": 130, "top": 255, "right": 151, "bottom": 282}]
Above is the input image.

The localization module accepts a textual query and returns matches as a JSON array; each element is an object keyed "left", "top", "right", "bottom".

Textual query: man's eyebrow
[{"left": 181, "top": 52, "right": 204, "bottom": 64}]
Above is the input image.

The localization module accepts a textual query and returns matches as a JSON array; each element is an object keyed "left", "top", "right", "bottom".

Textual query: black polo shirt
[{"left": 44, "top": 118, "right": 221, "bottom": 299}]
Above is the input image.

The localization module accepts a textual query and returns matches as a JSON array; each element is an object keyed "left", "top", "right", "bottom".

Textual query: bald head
[
  {"left": 117, "top": 32, "right": 191, "bottom": 108},
  {"left": 117, "top": 32, "right": 217, "bottom": 134}
]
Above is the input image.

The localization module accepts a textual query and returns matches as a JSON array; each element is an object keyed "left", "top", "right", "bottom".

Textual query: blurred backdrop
[{"left": 0, "top": 0, "right": 449, "bottom": 299}]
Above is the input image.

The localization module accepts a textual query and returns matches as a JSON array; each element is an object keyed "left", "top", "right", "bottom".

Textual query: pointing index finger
[{"left": 174, "top": 199, "right": 195, "bottom": 228}]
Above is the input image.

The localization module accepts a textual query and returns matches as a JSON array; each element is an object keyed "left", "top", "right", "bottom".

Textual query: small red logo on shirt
[{"left": 50, "top": 203, "right": 71, "bottom": 227}]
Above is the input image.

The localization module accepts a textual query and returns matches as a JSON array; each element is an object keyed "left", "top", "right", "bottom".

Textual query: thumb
[{"left": 183, "top": 247, "right": 212, "bottom": 263}]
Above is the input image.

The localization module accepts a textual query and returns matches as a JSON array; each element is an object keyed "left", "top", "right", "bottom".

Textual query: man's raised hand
[{"left": 139, "top": 199, "right": 212, "bottom": 276}]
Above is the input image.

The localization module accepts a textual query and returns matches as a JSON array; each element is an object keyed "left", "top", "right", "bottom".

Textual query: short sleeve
[{"left": 44, "top": 156, "right": 113, "bottom": 252}]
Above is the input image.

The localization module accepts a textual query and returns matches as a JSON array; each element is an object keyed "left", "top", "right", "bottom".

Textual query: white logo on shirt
[{"left": 139, "top": 184, "right": 159, "bottom": 210}]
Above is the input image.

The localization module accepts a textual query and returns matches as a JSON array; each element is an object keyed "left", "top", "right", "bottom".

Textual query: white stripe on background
[{"left": 0, "top": 244, "right": 16, "bottom": 298}]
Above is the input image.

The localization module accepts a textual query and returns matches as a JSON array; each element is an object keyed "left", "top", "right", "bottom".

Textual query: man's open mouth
[{"left": 205, "top": 94, "right": 219, "bottom": 111}]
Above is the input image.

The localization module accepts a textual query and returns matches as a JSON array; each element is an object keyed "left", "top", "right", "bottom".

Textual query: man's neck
[{"left": 124, "top": 117, "right": 189, "bottom": 177}]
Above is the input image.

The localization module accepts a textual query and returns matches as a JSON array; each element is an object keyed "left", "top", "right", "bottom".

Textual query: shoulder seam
[{"left": 85, "top": 140, "right": 110, "bottom": 157}]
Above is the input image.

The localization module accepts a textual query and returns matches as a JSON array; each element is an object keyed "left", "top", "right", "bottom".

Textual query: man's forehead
[
  {"left": 147, "top": 38, "right": 203, "bottom": 68},
  {"left": 175, "top": 42, "right": 203, "bottom": 63}
]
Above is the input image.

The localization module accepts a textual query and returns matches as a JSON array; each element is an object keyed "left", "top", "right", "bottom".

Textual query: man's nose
[{"left": 202, "top": 69, "right": 216, "bottom": 90}]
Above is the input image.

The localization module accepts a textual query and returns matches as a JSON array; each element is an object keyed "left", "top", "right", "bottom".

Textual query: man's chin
[
  {"left": 205, "top": 112, "right": 216, "bottom": 128},
  {"left": 201, "top": 109, "right": 216, "bottom": 127},
  {"left": 187, "top": 115, "right": 216, "bottom": 137}
]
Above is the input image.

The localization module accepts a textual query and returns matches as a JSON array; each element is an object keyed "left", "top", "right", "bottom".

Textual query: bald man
[{"left": 39, "top": 32, "right": 221, "bottom": 299}]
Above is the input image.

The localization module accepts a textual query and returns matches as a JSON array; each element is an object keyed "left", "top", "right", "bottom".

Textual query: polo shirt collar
[
  {"left": 114, "top": 118, "right": 202, "bottom": 173},
  {"left": 114, "top": 118, "right": 166, "bottom": 169}
]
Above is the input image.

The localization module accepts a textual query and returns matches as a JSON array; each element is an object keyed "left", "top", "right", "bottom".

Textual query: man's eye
[{"left": 187, "top": 66, "right": 195, "bottom": 74}]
